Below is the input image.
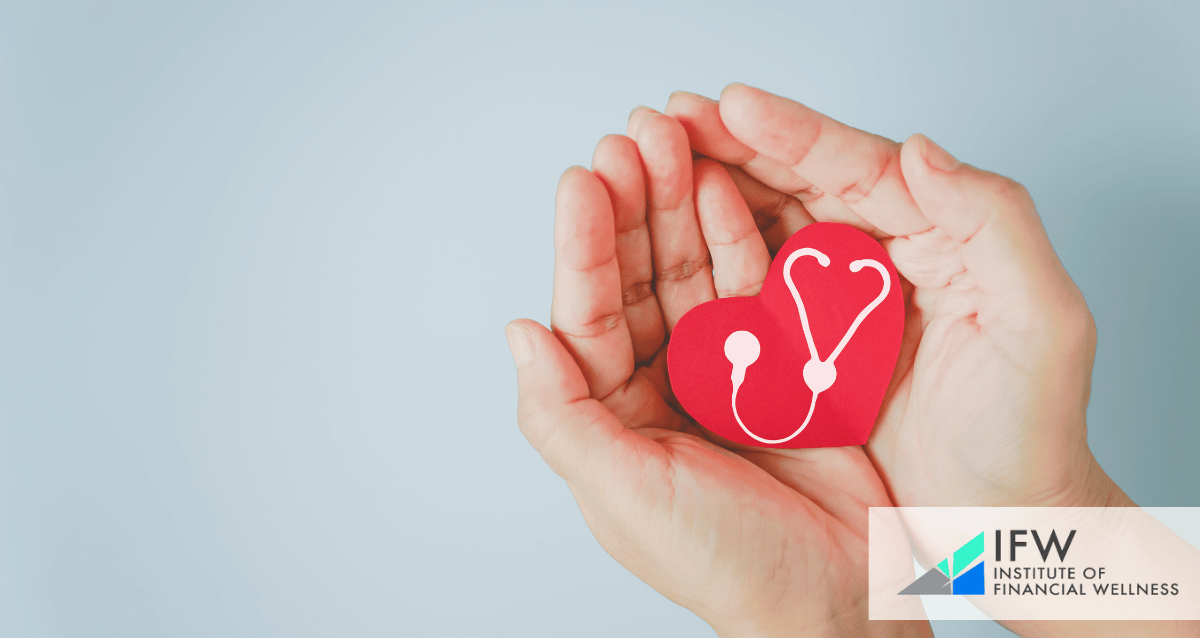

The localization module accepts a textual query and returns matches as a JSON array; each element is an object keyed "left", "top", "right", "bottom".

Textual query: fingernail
[
  {"left": 628, "top": 105, "right": 650, "bottom": 122},
  {"left": 719, "top": 82, "right": 747, "bottom": 99},
  {"left": 671, "top": 90, "right": 715, "bottom": 103},
  {"left": 920, "top": 135, "right": 960, "bottom": 171},
  {"left": 505, "top": 323, "right": 533, "bottom": 367}
]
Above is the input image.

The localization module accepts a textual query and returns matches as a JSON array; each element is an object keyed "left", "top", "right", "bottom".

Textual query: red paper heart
[{"left": 668, "top": 223, "right": 904, "bottom": 448}]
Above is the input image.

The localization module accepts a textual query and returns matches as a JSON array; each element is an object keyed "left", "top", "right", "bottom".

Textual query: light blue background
[{"left": 1, "top": 1, "right": 1197, "bottom": 636}]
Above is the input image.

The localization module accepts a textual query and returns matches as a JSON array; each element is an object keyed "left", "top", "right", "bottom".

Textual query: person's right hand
[{"left": 663, "top": 84, "right": 1130, "bottom": 512}]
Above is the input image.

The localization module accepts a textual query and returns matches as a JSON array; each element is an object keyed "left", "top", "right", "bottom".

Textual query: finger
[
  {"left": 666, "top": 91, "right": 808, "bottom": 193},
  {"left": 899, "top": 134, "right": 1093, "bottom": 355},
  {"left": 550, "top": 167, "right": 636, "bottom": 400},
  {"left": 723, "top": 164, "right": 815, "bottom": 254},
  {"left": 627, "top": 105, "right": 657, "bottom": 139},
  {"left": 591, "top": 134, "right": 666, "bottom": 362},
  {"left": 507, "top": 319, "right": 640, "bottom": 483},
  {"left": 635, "top": 113, "right": 716, "bottom": 331},
  {"left": 666, "top": 90, "right": 865, "bottom": 234},
  {"left": 718, "top": 83, "right": 934, "bottom": 238},
  {"left": 693, "top": 158, "right": 771, "bottom": 297}
]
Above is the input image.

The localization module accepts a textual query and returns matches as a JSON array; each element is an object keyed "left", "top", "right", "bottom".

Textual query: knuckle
[
  {"left": 1053, "top": 297, "right": 1097, "bottom": 351},
  {"left": 834, "top": 151, "right": 895, "bottom": 204},
  {"left": 555, "top": 311, "right": 624, "bottom": 340},
  {"left": 792, "top": 183, "right": 825, "bottom": 203},
  {"left": 716, "top": 280, "right": 764, "bottom": 298},
  {"left": 621, "top": 280, "right": 655, "bottom": 306},
  {"left": 991, "top": 176, "right": 1033, "bottom": 211},
  {"left": 655, "top": 257, "right": 712, "bottom": 285}
]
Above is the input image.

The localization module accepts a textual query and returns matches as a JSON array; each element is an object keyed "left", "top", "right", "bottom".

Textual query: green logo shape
[
  {"left": 899, "top": 532, "right": 986, "bottom": 596},
  {"left": 952, "top": 532, "right": 984, "bottom": 576}
]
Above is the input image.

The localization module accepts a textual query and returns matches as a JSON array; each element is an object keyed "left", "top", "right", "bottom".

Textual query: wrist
[{"left": 1075, "top": 451, "right": 1136, "bottom": 508}]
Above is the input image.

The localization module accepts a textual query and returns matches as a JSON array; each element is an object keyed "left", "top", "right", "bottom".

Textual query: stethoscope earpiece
[{"left": 726, "top": 247, "right": 890, "bottom": 445}]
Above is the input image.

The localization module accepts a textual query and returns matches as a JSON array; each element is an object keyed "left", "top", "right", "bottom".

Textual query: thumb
[
  {"left": 505, "top": 319, "right": 627, "bottom": 484},
  {"left": 899, "top": 134, "right": 1094, "bottom": 355}
]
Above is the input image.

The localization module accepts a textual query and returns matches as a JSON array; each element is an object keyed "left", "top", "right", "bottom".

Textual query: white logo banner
[{"left": 868, "top": 507, "right": 1200, "bottom": 620}]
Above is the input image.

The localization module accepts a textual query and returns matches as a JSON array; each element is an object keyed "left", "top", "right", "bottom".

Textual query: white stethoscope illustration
[{"left": 723, "top": 247, "right": 890, "bottom": 444}]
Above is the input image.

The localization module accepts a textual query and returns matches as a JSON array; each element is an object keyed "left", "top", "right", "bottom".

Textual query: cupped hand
[
  {"left": 663, "top": 85, "right": 1129, "bottom": 510},
  {"left": 507, "top": 111, "right": 930, "bottom": 638}
]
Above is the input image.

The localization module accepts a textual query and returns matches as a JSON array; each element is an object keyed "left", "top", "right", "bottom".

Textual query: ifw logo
[{"left": 899, "top": 532, "right": 985, "bottom": 596}]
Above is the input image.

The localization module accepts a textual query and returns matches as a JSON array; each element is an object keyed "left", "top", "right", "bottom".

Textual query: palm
[
  {"left": 580, "top": 390, "right": 885, "bottom": 630},
  {"left": 877, "top": 265, "right": 1042, "bottom": 503},
  {"left": 874, "top": 242, "right": 1093, "bottom": 507}
]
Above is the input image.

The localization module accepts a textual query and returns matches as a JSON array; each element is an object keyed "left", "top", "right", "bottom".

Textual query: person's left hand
[{"left": 507, "top": 110, "right": 928, "bottom": 638}]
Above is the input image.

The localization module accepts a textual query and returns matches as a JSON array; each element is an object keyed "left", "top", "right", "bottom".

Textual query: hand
[
  {"left": 506, "top": 111, "right": 930, "bottom": 637},
  {"left": 667, "top": 86, "right": 1200, "bottom": 638},
  {"left": 663, "top": 85, "right": 1129, "bottom": 511}
]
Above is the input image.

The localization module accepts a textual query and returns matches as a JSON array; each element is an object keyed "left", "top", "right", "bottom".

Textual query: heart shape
[{"left": 668, "top": 223, "right": 904, "bottom": 448}]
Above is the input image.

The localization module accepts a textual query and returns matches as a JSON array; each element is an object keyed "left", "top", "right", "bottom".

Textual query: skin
[{"left": 506, "top": 84, "right": 1192, "bottom": 636}]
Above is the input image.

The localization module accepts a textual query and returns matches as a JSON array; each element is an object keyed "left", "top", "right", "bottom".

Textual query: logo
[{"left": 899, "top": 532, "right": 985, "bottom": 596}]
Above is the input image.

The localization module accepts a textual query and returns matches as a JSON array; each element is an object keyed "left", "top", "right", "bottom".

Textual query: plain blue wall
[{"left": 1, "top": 1, "right": 1196, "bottom": 636}]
